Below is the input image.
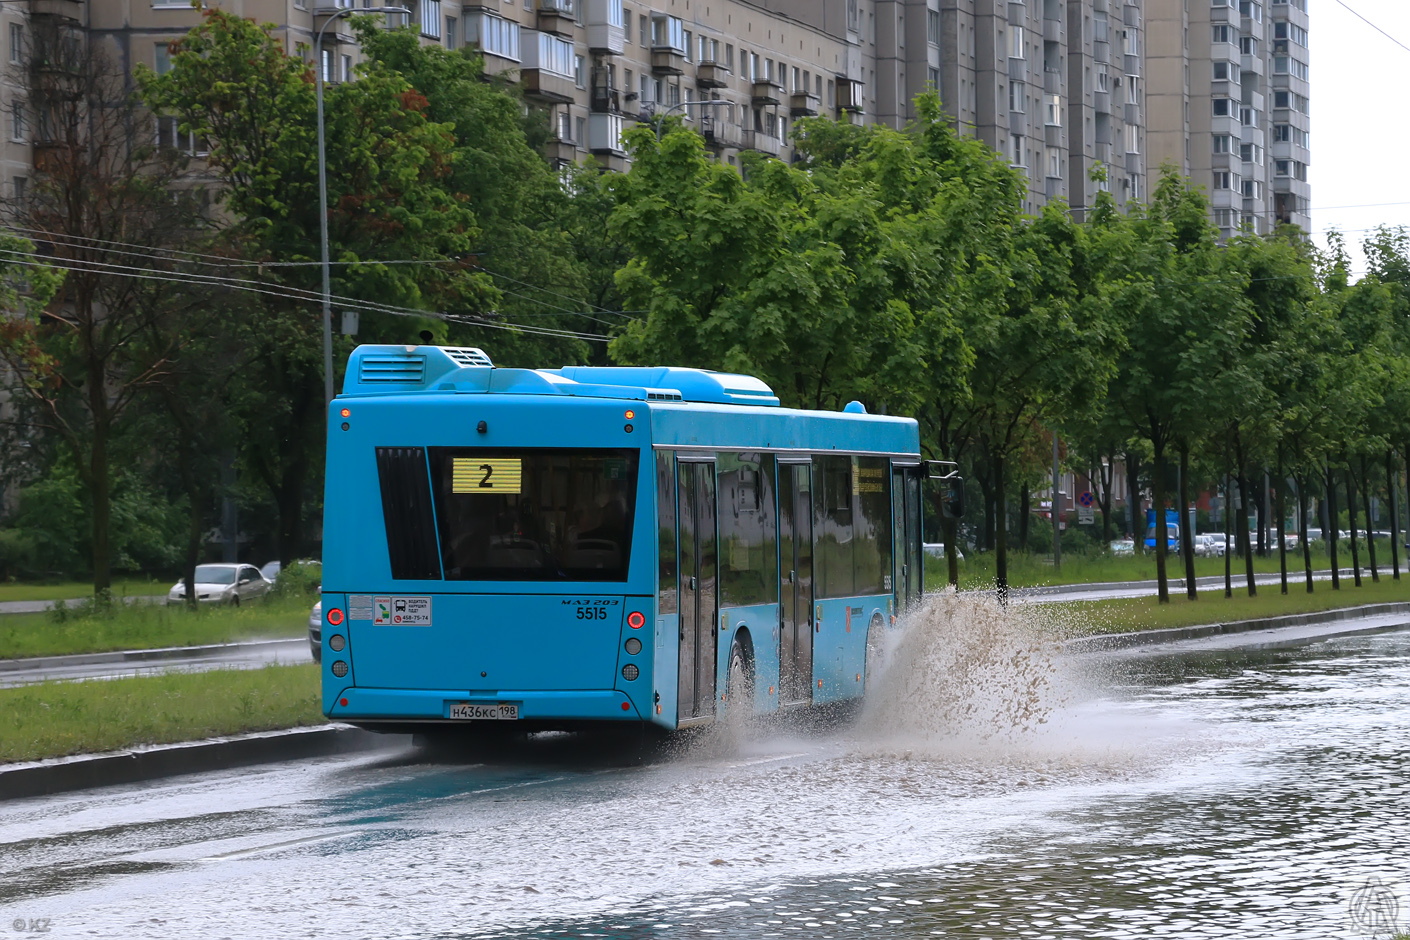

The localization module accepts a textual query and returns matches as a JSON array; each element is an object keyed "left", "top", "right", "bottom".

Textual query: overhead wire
[{"left": 0, "top": 249, "right": 611, "bottom": 343}]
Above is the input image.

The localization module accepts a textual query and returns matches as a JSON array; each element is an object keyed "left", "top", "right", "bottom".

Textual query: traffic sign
[{"left": 1078, "top": 491, "right": 1095, "bottom": 508}]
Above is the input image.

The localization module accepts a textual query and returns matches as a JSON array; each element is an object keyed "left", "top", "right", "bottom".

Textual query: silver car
[
  {"left": 309, "top": 599, "right": 323, "bottom": 663},
  {"left": 167, "top": 564, "right": 273, "bottom": 605}
]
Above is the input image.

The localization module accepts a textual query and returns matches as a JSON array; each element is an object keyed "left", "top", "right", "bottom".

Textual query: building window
[
  {"left": 1212, "top": 97, "right": 1233, "bottom": 117},
  {"left": 1239, "top": 36, "right": 1257, "bottom": 55},
  {"left": 1213, "top": 171, "right": 1233, "bottom": 190},
  {"left": 341, "top": 54, "right": 351, "bottom": 83},
  {"left": 1010, "top": 25, "right": 1024, "bottom": 59},
  {"left": 1240, "top": 143, "right": 1262, "bottom": 164},
  {"left": 155, "top": 115, "right": 208, "bottom": 155},
  {"left": 11, "top": 175, "right": 25, "bottom": 207},
  {"left": 9, "top": 101, "right": 25, "bottom": 142},
  {"left": 1045, "top": 93, "right": 1061, "bottom": 126},
  {"left": 154, "top": 41, "right": 172, "bottom": 75},
  {"left": 574, "top": 54, "right": 585, "bottom": 87},
  {"left": 445, "top": 15, "right": 458, "bottom": 49},
  {"left": 1211, "top": 24, "right": 1234, "bottom": 44},
  {"left": 1240, "top": 106, "right": 1258, "bottom": 126},
  {"left": 1273, "top": 56, "right": 1308, "bottom": 80},
  {"left": 9, "top": 24, "right": 23, "bottom": 65},
  {"left": 928, "top": 66, "right": 940, "bottom": 90},
  {"left": 1211, "top": 61, "right": 1240, "bottom": 83},
  {"left": 1010, "top": 133, "right": 1025, "bottom": 166},
  {"left": 622, "top": 10, "right": 631, "bottom": 43},
  {"left": 682, "top": 29, "right": 692, "bottom": 61},
  {"left": 1239, "top": 0, "right": 1262, "bottom": 22},
  {"left": 1046, "top": 147, "right": 1061, "bottom": 178},
  {"left": 1212, "top": 134, "right": 1233, "bottom": 154},
  {"left": 1241, "top": 179, "right": 1263, "bottom": 200},
  {"left": 418, "top": 0, "right": 442, "bottom": 39},
  {"left": 927, "top": 9, "right": 940, "bottom": 45},
  {"left": 469, "top": 14, "right": 520, "bottom": 60},
  {"left": 1214, "top": 208, "right": 1236, "bottom": 228}
]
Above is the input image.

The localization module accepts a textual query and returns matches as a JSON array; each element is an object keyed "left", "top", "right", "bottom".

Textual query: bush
[{"left": 270, "top": 559, "right": 322, "bottom": 599}]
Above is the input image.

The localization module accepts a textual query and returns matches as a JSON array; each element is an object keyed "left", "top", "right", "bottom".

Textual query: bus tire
[{"left": 726, "top": 636, "right": 755, "bottom": 718}]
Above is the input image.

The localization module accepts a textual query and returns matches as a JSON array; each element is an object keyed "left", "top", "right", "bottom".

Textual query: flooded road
[{"left": 2, "top": 599, "right": 1408, "bottom": 939}]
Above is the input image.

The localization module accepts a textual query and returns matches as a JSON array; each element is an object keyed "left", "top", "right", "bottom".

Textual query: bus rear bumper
[{"left": 327, "top": 687, "right": 645, "bottom": 725}]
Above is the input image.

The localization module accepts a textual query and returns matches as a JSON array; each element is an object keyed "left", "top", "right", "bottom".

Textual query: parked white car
[
  {"left": 1193, "top": 534, "right": 1227, "bottom": 557},
  {"left": 923, "top": 543, "right": 965, "bottom": 562},
  {"left": 167, "top": 564, "right": 272, "bottom": 606}
]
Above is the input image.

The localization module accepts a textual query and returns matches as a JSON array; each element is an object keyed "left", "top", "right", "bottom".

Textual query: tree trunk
[
  {"left": 1361, "top": 455, "right": 1379, "bottom": 583},
  {"left": 1099, "top": 456, "right": 1114, "bottom": 544},
  {"left": 1125, "top": 451, "right": 1143, "bottom": 554},
  {"left": 181, "top": 448, "right": 204, "bottom": 609},
  {"left": 1152, "top": 439, "right": 1169, "bottom": 604},
  {"left": 1276, "top": 466, "right": 1288, "bottom": 595},
  {"left": 941, "top": 514, "right": 960, "bottom": 588},
  {"left": 1326, "top": 464, "right": 1341, "bottom": 590},
  {"left": 1224, "top": 470, "right": 1233, "bottom": 598},
  {"left": 1240, "top": 473, "right": 1256, "bottom": 596},
  {"left": 1179, "top": 444, "right": 1196, "bottom": 601},
  {"left": 994, "top": 452, "right": 1008, "bottom": 600},
  {"left": 1298, "top": 473, "right": 1314, "bottom": 593},
  {"left": 1346, "top": 462, "right": 1362, "bottom": 588},
  {"left": 1389, "top": 451, "right": 1401, "bottom": 582},
  {"left": 1018, "top": 483, "right": 1030, "bottom": 554}
]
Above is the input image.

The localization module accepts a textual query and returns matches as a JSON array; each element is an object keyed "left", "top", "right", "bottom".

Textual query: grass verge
[
  {"left": 939, "top": 542, "right": 1405, "bottom": 591},
  {"left": 1055, "top": 572, "right": 1410, "bottom": 636},
  {"left": 0, "top": 595, "right": 312, "bottom": 660},
  {"left": 0, "top": 663, "right": 324, "bottom": 764},
  {"left": 0, "top": 579, "right": 167, "bottom": 604}
]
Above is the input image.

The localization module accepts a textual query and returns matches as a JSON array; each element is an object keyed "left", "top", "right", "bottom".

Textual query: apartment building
[
  {"left": 0, "top": 0, "right": 1307, "bottom": 244},
  {"left": 1145, "top": 0, "right": 1311, "bottom": 236}
]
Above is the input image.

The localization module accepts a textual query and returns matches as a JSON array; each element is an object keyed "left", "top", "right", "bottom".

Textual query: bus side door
[
  {"left": 677, "top": 457, "right": 718, "bottom": 722},
  {"left": 778, "top": 460, "right": 814, "bottom": 706}
]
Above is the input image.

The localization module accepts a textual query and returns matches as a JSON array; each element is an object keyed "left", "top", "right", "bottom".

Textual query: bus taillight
[
  {"left": 627, "top": 611, "right": 645, "bottom": 629},
  {"left": 327, "top": 608, "right": 345, "bottom": 626}
]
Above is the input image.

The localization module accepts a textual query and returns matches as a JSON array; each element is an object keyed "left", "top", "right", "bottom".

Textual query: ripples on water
[
  {"left": 475, "top": 599, "right": 1410, "bottom": 940},
  {"left": 9, "top": 597, "right": 1409, "bottom": 940}
]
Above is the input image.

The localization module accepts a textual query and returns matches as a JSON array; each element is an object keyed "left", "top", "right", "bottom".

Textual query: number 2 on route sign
[{"left": 452, "top": 457, "right": 522, "bottom": 494}]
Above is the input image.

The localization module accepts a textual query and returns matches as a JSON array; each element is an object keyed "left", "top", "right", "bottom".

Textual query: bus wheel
[{"left": 726, "top": 638, "right": 755, "bottom": 720}]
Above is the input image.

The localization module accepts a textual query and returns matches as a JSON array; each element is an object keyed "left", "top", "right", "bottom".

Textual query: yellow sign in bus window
[{"left": 452, "top": 457, "right": 522, "bottom": 494}]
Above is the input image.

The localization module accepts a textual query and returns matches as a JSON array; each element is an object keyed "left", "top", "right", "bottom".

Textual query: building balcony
[
  {"left": 1124, "top": 102, "right": 1140, "bottom": 124},
  {"left": 790, "top": 91, "right": 820, "bottom": 117},
  {"left": 588, "top": 111, "right": 625, "bottom": 155},
  {"left": 1125, "top": 150, "right": 1141, "bottom": 174},
  {"left": 695, "top": 61, "right": 730, "bottom": 88},
  {"left": 651, "top": 48, "right": 686, "bottom": 75},
  {"left": 1093, "top": 39, "right": 1109, "bottom": 65},
  {"left": 590, "top": 86, "right": 621, "bottom": 113},
  {"left": 751, "top": 79, "right": 784, "bottom": 106},
  {"left": 27, "top": 0, "right": 81, "bottom": 21},
  {"left": 836, "top": 78, "right": 864, "bottom": 113},
  {"left": 587, "top": 24, "right": 624, "bottom": 54},
  {"left": 546, "top": 139, "right": 579, "bottom": 164},
  {"left": 1094, "top": 90, "right": 1111, "bottom": 113},
  {"left": 1123, "top": 53, "right": 1139, "bottom": 77},
  {"left": 1044, "top": 68, "right": 1062, "bottom": 94},
  {"left": 1045, "top": 123, "right": 1063, "bottom": 147},
  {"left": 522, "top": 69, "right": 577, "bottom": 103},
  {"left": 1008, "top": 57, "right": 1028, "bottom": 82},
  {"left": 741, "top": 128, "right": 782, "bottom": 156},
  {"left": 535, "top": 0, "right": 576, "bottom": 37},
  {"left": 312, "top": 8, "right": 357, "bottom": 44},
  {"left": 700, "top": 116, "right": 744, "bottom": 149},
  {"left": 1044, "top": 17, "right": 1063, "bottom": 43}
]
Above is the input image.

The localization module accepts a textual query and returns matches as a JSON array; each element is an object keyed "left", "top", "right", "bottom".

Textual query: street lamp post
[{"left": 314, "top": 6, "right": 410, "bottom": 406}]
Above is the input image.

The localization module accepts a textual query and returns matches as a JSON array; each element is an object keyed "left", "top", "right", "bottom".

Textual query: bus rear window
[{"left": 429, "top": 448, "right": 639, "bottom": 581}]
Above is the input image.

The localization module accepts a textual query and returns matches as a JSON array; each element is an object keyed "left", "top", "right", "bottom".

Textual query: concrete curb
[
  {"left": 0, "top": 724, "right": 409, "bottom": 802},
  {"left": 1065, "top": 601, "right": 1410, "bottom": 652},
  {"left": 0, "top": 637, "right": 306, "bottom": 674}
]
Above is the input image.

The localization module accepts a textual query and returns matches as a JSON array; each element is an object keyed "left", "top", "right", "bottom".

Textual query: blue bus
[{"left": 319, "top": 345, "right": 939, "bottom": 733}]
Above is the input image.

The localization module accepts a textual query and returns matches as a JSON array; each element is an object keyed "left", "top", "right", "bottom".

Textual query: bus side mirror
[
  {"left": 943, "top": 481, "right": 964, "bottom": 520},
  {"left": 927, "top": 460, "right": 964, "bottom": 520}
]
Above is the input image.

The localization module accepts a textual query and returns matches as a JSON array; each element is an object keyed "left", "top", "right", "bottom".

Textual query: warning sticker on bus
[
  {"left": 373, "top": 596, "right": 432, "bottom": 626},
  {"left": 452, "top": 457, "right": 522, "bottom": 494}
]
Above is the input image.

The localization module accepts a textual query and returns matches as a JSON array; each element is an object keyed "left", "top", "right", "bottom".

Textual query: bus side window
[
  {"left": 657, "top": 451, "right": 677, "bottom": 614},
  {"left": 814, "top": 455, "right": 854, "bottom": 598}
]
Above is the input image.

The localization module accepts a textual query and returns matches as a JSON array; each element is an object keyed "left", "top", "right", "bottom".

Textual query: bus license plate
[{"left": 449, "top": 702, "right": 519, "bottom": 720}]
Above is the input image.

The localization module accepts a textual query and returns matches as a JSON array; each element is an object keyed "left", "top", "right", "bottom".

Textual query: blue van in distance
[{"left": 1144, "top": 509, "right": 1181, "bottom": 551}]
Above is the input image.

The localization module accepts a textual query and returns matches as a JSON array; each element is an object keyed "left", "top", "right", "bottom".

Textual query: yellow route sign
[{"left": 452, "top": 457, "right": 522, "bottom": 494}]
